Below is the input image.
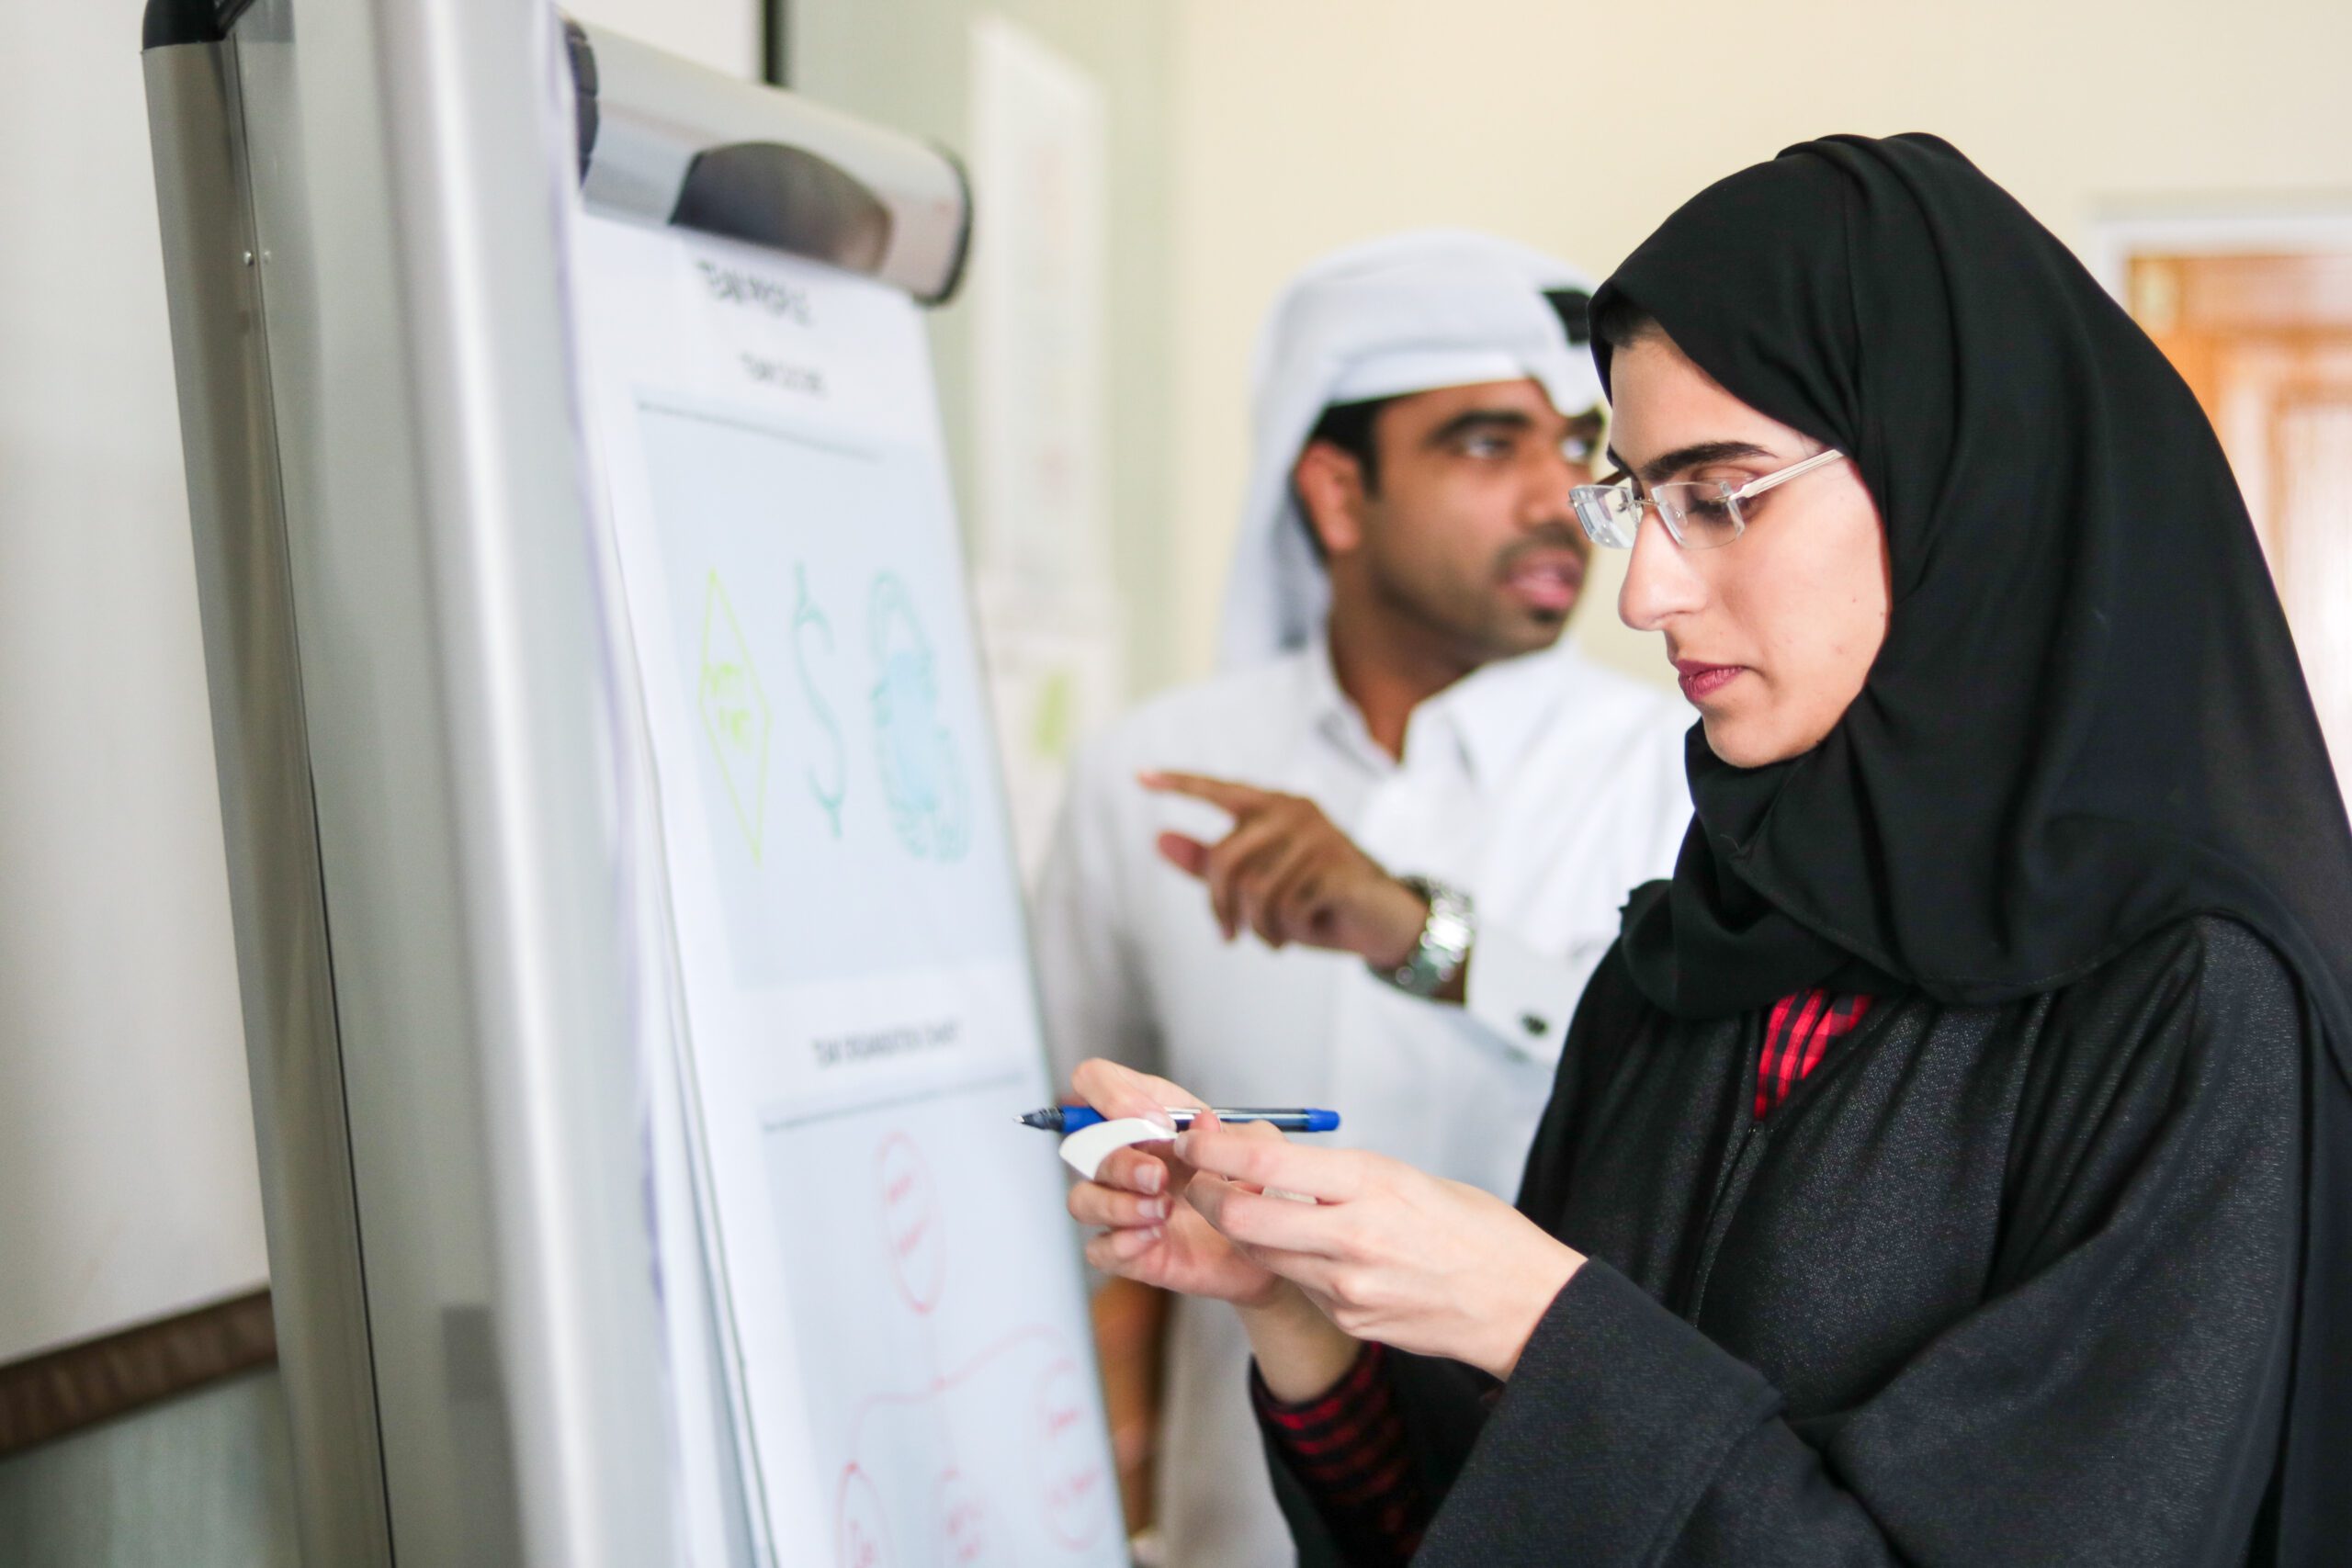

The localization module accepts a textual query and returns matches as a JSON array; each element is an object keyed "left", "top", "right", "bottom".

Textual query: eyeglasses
[{"left": 1570, "top": 448, "right": 1849, "bottom": 550}]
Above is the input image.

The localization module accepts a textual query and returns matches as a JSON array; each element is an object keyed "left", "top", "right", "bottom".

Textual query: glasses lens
[
  {"left": 1570, "top": 484, "right": 1639, "bottom": 547},
  {"left": 1653, "top": 482, "right": 1742, "bottom": 549}
]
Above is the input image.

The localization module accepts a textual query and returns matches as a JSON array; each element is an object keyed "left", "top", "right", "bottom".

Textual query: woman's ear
[{"left": 1292, "top": 442, "right": 1368, "bottom": 556}]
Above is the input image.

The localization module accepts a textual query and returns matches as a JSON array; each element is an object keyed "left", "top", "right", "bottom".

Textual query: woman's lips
[{"left": 1674, "top": 660, "right": 1746, "bottom": 703}]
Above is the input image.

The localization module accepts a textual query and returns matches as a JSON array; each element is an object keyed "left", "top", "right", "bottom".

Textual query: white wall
[
  {"left": 0, "top": 1, "right": 266, "bottom": 1360},
  {"left": 0, "top": 0, "right": 763, "bottom": 1369},
  {"left": 1164, "top": 0, "right": 2352, "bottom": 686},
  {"left": 566, "top": 0, "right": 762, "bottom": 80}
]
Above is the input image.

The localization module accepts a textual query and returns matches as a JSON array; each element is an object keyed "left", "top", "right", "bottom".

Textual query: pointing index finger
[{"left": 1139, "top": 770, "right": 1278, "bottom": 815}]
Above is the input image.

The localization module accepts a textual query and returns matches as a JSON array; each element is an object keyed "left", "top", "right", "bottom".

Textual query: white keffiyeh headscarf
[{"left": 1216, "top": 231, "right": 1603, "bottom": 669}]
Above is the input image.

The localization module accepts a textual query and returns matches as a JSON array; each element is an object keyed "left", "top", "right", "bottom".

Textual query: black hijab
[{"left": 1596, "top": 132, "right": 2352, "bottom": 1562}]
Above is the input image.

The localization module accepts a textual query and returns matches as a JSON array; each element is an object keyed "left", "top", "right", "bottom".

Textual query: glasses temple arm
[{"left": 1735, "top": 447, "right": 1847, "bottom": 501}]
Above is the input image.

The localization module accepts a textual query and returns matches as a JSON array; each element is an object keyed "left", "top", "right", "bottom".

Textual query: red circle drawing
[
  {"left": 1032, "top": 1358, "right": 1108, "bottom": 1551},
  {"left": 932, "top": 1467, "right": 996, "bottom": 1566},
  {"left": 875, "top": 1133, "right": 944, "bottom": 1314},
  {"left": 836, "top": 1465, "right": 893, "bottom": 1568}
]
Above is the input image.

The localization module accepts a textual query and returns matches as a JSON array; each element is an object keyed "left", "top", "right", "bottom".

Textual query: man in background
[{"left": 1033, "top": 231, "right": 1690, "bottom": 1566}]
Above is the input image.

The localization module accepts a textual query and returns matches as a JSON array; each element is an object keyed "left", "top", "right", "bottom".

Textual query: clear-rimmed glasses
[{"left": 1570, "top": 447, "right": 1849, "bottom": 550}]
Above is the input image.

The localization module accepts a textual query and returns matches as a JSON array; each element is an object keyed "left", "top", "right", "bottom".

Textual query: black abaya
[{"left": 1270, "top": 919, "right": 2301, "bottom": 1564}]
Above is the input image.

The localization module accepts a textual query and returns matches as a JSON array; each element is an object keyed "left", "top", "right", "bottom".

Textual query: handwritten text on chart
[
  {"left": 741, "top": 353, "right": 826, "bottom": 396},
  {"left": 695, "top": 258, "right": 814, "bottom": 324},
  {"left": 811, "top": 1016, "right": 963, "bottom": 1070}
]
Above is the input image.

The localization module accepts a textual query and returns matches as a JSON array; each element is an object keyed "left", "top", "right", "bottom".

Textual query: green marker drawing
[
  {"left": 1032, "top": 667, "right": 1076, "bottom": 763},
  {"left": 790, "top": 563, "right": 847, "bottom": 839},
  {"left": 697, "top": 570, "right": 773, "bottom": 862}
]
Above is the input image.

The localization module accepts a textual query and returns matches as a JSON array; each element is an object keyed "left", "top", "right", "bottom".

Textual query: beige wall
[{"left": 1164, "top": 0, "right": 2352, "bottom": 687}]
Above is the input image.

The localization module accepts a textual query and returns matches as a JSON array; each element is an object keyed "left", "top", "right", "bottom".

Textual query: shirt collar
[
  {"left": 1306, "top": 630, "right": 1597, "bottom": 784},
  {"left": 1416, "top": 636, "right": 1593, "bottom": 784},
  {"left": 1303, "top": 635, "right": 1391, "bottom": 773}
]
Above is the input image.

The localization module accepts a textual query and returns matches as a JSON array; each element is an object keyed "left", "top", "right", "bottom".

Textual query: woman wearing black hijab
[{"left": 1065, "top": 132, "right": 2352, "bottom": 1564}]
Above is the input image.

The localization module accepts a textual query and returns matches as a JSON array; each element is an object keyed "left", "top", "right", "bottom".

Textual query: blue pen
[{"left": 1016, "top": 1105, "right": 1341, "bottom": 1134}]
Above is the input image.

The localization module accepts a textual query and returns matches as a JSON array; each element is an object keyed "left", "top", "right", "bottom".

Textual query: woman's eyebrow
[{"left": 1637, "top": 439, "right": 1775, "bottom": 484}]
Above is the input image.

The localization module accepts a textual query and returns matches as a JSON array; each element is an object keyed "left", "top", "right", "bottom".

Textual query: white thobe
[{"left": 1031, "top": 634, "right": 1692, "bottom": 1568}]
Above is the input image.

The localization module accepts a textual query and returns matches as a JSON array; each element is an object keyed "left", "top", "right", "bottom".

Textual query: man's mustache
[{"left": 1498, "top": 525, "right": 1589, "bottom": 569}]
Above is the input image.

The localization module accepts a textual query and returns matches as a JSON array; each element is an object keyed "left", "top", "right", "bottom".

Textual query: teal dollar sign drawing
[
  {"left": 790, "top": 563, "right": 847, "bottom": 839},
  {"left": 867, "top": 571, "right": 970, "bottom": 862}
]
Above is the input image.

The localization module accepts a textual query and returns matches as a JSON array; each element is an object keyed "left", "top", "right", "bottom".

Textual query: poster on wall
[{"left": 968, "top": 15, "right": 1124, "bottom": 879}]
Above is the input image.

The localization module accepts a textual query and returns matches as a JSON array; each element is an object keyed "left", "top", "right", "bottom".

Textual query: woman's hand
[
  {"left": 1062, "top": 1059, "right": 1283, "bottom": 1306},
  {"left": 1175, "top": 1122, "right": 1585, "bottom": 1380}
]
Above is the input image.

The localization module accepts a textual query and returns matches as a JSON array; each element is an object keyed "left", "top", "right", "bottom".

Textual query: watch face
[{"left": 1374, "top": 879, "right": 1473, "bottom": 997}]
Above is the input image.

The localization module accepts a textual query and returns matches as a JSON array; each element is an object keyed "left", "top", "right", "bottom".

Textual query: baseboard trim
[{"left": 0, "top": 1289, "right": 277, "bottom": 1456}]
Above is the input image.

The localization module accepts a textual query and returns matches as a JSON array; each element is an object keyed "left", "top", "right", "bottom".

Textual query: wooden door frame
[{"left": 2089, "top": 203, "right": 2352, "bottom": 302}]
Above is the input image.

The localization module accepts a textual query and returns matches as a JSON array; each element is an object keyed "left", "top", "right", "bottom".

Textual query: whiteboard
[{"left": 574, "top": 210, "right": 1123, "bottom": 1568}]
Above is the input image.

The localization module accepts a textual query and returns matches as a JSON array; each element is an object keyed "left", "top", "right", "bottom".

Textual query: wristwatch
[{"left": 1375, "top": 875, "right": 1476, "bottom": 998}]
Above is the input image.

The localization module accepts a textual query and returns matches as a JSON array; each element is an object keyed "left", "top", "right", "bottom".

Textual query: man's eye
[
  {"left": 1562, "top": 435, "right": 1600, "bottom": 463},
  {"left": 1459, "top": 434, "right": 1515, "bottom": 459}
]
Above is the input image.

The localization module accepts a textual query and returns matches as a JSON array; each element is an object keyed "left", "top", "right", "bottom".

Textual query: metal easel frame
[{"left": 140, "top": 3, "right": 969, "bottom": 1560}]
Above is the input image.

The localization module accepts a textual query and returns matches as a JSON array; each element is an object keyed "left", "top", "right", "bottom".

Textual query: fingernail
[
  {"left": 1172, "top": 1132, "right": 1193, "bottom": 1160},
  {"left": 1145, "top": 1109, "right": 1177, "bottom": 1135},
  {"left": 1137, "top": 1163, "right": 1164, "bottom": 1194},
  {"left": 1139, "top": 1199, "right": 1168, "bottom": 1222}
]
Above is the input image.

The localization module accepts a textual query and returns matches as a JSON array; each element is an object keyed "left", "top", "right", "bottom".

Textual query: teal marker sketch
[
  {"left": 790, "top": 563, "right": 847, "bottom": 839},
  {"left": 867, "top": 572, "right": 970, "bottom": 862},
  {"left": 697, "top": 570, "right": 773, "bottom": 862}
]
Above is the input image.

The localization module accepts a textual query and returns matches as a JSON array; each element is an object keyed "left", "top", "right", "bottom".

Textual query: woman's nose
[{"left": 1618, "top": 511, "right": 1705, "bottom": 631}]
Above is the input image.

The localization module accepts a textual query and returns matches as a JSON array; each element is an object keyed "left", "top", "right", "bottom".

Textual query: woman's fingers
[
  {"left": 1068, "top": 1057, "right": 1204, "bottom": 1130},
  {"left": 1091, "top": 1145, "right": 1169, "bottom": 1195},
  {"left": 1175, "top": 1122, "right": 1365, "bottom": 1202},
  {"left": 1068, "top": 1179, "right": 1171, "bottom": 1230},
  {"left": 1083, "top": 1225, "right": 1165, "bottom": 1272},
  {"left": 1184, "top": 1172, "right": 1346, "bottom": 1257}
]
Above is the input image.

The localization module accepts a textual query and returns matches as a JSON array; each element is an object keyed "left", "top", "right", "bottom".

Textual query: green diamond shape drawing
[{"left": 697, "top": 570, "right": 773, "bottom": 863}]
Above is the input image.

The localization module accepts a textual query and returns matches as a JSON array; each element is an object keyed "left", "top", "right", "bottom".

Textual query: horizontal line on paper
[
  {"left": 635, "top": 392, "right": 881, "bottom": 463},
  {"left": 759, "top": 1066, "right": 1030, "bottom": 1132}
]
